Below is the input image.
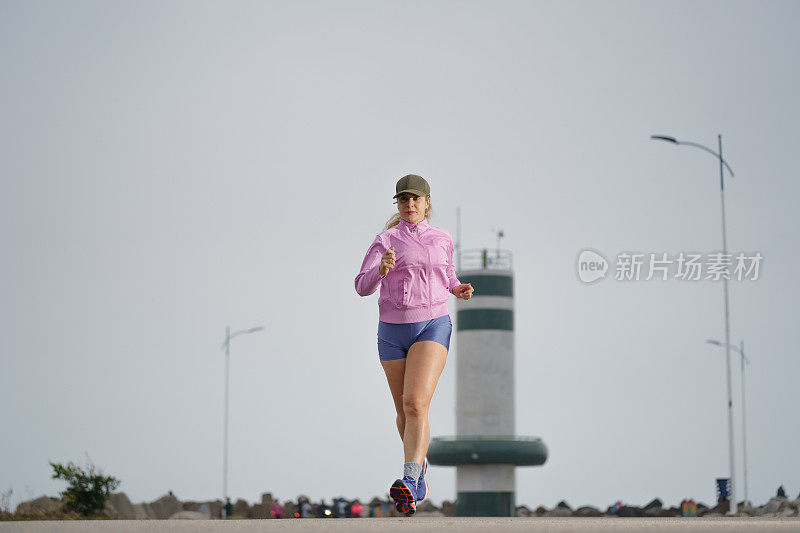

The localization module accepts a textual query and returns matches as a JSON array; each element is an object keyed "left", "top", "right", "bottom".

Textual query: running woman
[{"left": 354, "top": 174, "right": 474, "bottom": 516}]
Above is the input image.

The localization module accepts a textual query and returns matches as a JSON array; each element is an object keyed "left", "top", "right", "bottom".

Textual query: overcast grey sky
[{"left": 2, "top": 0, "right": 798, "bottom": 512}]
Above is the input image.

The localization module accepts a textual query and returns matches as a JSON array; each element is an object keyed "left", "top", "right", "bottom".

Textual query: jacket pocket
[
  {"left": 404, "top": 268, "right": 428, "bottom": 308},
  {"left": 430, "top": 267, "right": 451, "bottom": 304},
  {"left": 386, "top": 274, "right": 406, "bottom": 309},
  {"left": 401, "top": 277, "right": 409, "bottom": 306},
  {"left": 432, "top": 289, "right": 450, "bottom": 305}
]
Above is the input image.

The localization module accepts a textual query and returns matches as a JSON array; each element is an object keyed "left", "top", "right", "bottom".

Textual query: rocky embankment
[{"left": 6, "top": 492, "right": 800, "bottom": 520}]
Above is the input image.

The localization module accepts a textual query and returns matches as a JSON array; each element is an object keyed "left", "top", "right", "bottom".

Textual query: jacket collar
[{"left": 398, "top": 216, "right": 429, "bottom": 234}]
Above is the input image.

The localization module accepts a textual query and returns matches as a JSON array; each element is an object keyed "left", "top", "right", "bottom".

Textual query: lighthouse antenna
[{"left": 456, "top": 206, "right": 462, "bottom": 271}]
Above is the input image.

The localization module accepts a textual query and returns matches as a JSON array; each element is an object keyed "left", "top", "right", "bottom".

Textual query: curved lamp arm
[
  {"left": 221, "top": 326, "right": 265, "bottom": 350},
  {"left": 651, "top": 135, "right": 735, "bottom": 177},
  {"left": 706, "top": 339, "right": 750, "bottom": 364}
]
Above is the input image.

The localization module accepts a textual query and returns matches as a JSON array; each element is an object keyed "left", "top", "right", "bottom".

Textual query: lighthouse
[{"left": 428, "top": 247, "right": 548, "bottom": 516}]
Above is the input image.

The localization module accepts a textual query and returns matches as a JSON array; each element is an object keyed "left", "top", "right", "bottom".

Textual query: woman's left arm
[
  {"left": 445, "top": 233, "right": 461, "bottom": 292},
  {"left": 446, "top": 234, "right": 474, "bottom": 300}
]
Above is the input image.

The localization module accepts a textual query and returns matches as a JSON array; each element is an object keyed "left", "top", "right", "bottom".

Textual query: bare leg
[
  {"left": 402, "top": 341, "right": 448, "bottom": 465},
  {"left": 380, "top": 358, "right": 406, "bottom": 440}
]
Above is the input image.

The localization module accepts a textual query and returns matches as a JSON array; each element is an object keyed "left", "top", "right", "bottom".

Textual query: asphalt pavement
[{"left": 2, "top": 517, "right": 800, "bottom": 533}]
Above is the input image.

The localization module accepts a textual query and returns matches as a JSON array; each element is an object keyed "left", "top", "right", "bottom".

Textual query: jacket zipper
[{"left": 421, "top": 230, "right": 433, "bottom": 317}]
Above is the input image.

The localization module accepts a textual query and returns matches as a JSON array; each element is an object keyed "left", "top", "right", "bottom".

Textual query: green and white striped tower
[{"left": 428, "top": 248, "right": 548, "bottom": 516}]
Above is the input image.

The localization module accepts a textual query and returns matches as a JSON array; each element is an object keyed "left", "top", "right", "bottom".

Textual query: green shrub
[{"left": 49, "top": 459, "right": 120, "bottom": 517}]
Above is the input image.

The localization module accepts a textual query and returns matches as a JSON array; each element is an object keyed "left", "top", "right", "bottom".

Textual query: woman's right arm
[{"left": 354, "top": 234, "right": 387, "bottom": 296}]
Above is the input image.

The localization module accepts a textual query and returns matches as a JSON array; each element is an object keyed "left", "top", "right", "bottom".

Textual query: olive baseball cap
[{"left": 393, "top": 174, "right": 431, "bottom": 198}]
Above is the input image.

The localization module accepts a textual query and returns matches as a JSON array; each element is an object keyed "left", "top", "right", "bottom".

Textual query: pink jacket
[{"left": 355, "top": 217, "right": 462, "bottom": 323}]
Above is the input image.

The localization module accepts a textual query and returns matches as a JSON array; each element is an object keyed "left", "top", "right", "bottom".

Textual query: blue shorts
[{"left": 377, "top": 315, "right": 452, "bottom": 361}]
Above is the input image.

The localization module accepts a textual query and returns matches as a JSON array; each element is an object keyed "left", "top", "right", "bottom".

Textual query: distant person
[
  {"left": 300, "top": 500, "right": 312, "bottom": 519},
  {"left": 351, "top": 500, "right": 363, "bottom": 518},
  {"left": 681, "top": 499, "right": 697, "bottom": 517},
  {"left": 270, "top": 500, "right": 284, "bottom": 519},
  {"left": 777, "top": 485, "right": 787, "bottom": 498},
  {"left": 317, "top": 499, "right": 330, "bottom": 518},
  {"left": 336, "top": 498, "right": 347, "bottom": 518},
  {"left": 355, "top": 174, "right": 473, "bottom": 516}
]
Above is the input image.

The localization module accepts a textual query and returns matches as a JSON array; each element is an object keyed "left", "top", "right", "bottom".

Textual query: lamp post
[
  {"left": 222, "top": 325, "right": 265, "bottom": 518},
  {"left": 707, "top": 339, "right": 751, "bottom": 508},
  {"left": 652, "top": 134, "right": 737, "bottom": 515}
]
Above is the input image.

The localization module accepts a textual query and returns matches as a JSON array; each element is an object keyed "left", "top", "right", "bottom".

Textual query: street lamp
[
  {"left": 652, "top": 133, "right": 737, "bottom": 515},
  {"left": 221, "top": 325, "right": 265, "bottom": 518},
  {"left": 707, "top": 339, "right": 751, "bottom": 509}
]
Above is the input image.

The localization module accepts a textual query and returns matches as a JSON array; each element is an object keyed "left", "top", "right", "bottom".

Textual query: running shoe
[
  {"left": 416, "top": 457, "right": 429, "bottom": 503},
  {"left": 389, "top": 476, "right": 417, "bottom": 516}
]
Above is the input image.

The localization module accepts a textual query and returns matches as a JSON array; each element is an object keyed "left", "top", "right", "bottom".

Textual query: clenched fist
[
  {"left": 379, "top": 247, "right": 396, "bottom": 277},
  {"left": 451, "top": 283, "right": 474, "bottom": 300}
]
